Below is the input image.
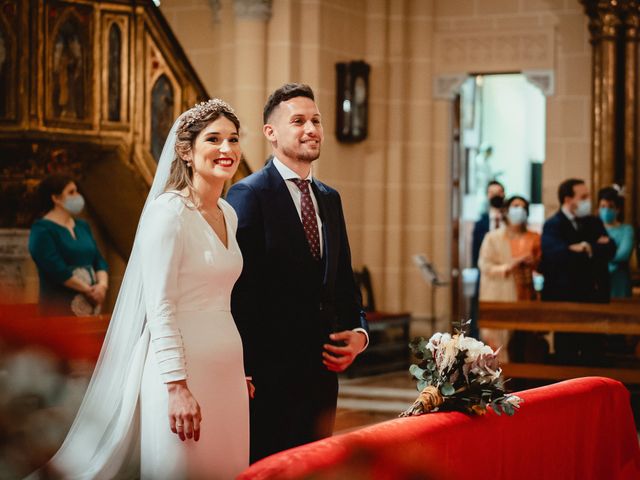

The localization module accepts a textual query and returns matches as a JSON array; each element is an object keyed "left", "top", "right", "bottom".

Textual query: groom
[{"left": 227, "top": 83, "right": 369, "bottom": 463}]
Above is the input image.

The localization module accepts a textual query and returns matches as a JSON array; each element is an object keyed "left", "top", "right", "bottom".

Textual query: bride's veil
[{"left": 47, "top": 115, "right": 185, "bottom": 479}]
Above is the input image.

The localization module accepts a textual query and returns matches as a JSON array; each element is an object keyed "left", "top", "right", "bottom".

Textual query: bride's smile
[{"left": 190, "top": 116, "right": 241, "bottom": 181}]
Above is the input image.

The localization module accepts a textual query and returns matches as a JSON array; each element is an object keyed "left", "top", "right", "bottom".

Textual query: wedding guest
[
  {"left": 540, "top": 178, "right": 615, "bottom": 303},
  {"left": 227, "top": 83, "right": 369, "bottom": 463},
  {"left": 540, "top": 178, "right": 616, "bottom": 365},
  {"left": 478, "top": 196, "right": 540, "bottom": 302},
  {"left": 469, "top": 180, "right": 505, "bottom": 339},
  {"left": 478, "top": 196, "right": 545, "bottom": 362},
  {"left": 28, "top": 174, "right": 108, "bottom": 316},
  {"left": 473, "top": 181, "right": 506, "bottom": 259},
  {"left": 598, "top": 186, "right": 634, "bottom": 298}
]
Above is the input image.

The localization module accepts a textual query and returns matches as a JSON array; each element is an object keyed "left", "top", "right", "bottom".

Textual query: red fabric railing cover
[
  {"left": 238, "top": 377, "right": 640, "bottom": 480},
  {"left": 0, "top": 308, "right": 108, "bottom": 362}
]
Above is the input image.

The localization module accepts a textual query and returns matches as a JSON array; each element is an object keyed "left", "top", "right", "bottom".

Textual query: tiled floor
[{"left": 335, "top": 371, "right": 418, "bottom": 433}]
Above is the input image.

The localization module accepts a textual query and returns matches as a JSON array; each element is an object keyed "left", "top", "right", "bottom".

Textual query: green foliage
[{"left": 406, "top": 331, "right": 522, "bottom": 417}]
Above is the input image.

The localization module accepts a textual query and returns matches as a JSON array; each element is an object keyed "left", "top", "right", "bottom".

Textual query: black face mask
[{"left": 489, "top": 195, "right": 504, "bottom": 209}]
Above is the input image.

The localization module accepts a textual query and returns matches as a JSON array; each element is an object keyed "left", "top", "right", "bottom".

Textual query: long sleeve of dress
[
  {"left": 139, "top": 198, "right": 187, "bottom": 383},
  {"left": 478, "top": 233, "right": 510, "bottom": 278},
  {"left": 28, "top": 224, "right": 74, "bottom": 284},
  {"left": 612, "top": 225, "right": 635, "bottom": 263}
]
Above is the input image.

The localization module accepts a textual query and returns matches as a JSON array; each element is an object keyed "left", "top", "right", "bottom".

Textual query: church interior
[{"left": 1, "top": 0, "right": 640, "bottom": 478}]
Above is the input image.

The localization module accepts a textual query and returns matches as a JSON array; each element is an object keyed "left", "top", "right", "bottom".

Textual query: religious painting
[
  {"left": 151, "top": 74, "right": 175, "bottom": 162},
  {"left": 47, "top": 3, "right": 93, "bottom": 124},
  {"left": 335, "top": 61, "right": 370, "bottom": 143},
  {"left": 0, "top": 26, "right": 8, "bottom": 118},
  {"left": 107, "top": 22, "right": 122, "bottom": 121},
  {"left": 0, "top": 0, "right": 18, "bottom": 121}
]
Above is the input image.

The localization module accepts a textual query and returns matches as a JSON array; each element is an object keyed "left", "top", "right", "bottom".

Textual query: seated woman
[
  {"left": 478, "top": 196, "right": 546, "bottom": 362},
  {"left": 28, "top": 174, "right": 109, "bottom": 316},
  {"left": 598, "top": 186, "right": 634, "bottom": 298}
]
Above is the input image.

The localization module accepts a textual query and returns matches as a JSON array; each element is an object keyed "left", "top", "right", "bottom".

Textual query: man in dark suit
[
  {"left": 540, "top": 178, "right": 616, "bottom": 363},
  {"left": 469, "top": 180, "right": 505, "bottom": 338},
  {"left": 226, "top": 83, "right": 368, "bottom": 463},
  {"left": 471, "top": 180, "right": 506, "bottom": 269},
  {"left": 540, "top": 178, "right": 615, "bottom": 302}
]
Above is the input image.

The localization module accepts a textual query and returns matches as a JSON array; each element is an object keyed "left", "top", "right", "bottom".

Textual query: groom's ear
[{"left": 263, "top": 124, "right": 276, "bottom": 141}]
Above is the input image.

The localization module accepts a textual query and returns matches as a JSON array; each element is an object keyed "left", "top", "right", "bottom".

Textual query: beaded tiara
[{"left": 179, "top": 98, "right": 237, "bottom": 129}]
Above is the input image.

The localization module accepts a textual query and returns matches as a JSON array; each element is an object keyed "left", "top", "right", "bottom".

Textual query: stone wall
[{"left": 159, "top": 0, "right": 592, "bottom": 322}]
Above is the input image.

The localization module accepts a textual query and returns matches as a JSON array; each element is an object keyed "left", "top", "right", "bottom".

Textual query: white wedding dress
[
  {"left": 137, "top": 192, "right": 249, "bottom": 479},
  {"left": 39, "top": 115, "right": 248, "bottom": 480}
]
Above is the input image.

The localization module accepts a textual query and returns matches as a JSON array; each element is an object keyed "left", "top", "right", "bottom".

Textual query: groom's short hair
[{"left": 263, "top": 83, "right": 315, "bottom": 123}]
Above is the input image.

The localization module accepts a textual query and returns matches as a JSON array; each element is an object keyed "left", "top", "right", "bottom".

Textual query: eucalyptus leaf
[
  {"left": 409, "top": 364, "right": 426, "bottom": 379},
  {"left": 441, "top": 383, "right": 455, "bottom": 396}
]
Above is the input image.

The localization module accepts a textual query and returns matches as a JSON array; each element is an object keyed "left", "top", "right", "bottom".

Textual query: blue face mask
[
  {"left": 63, "top": 194, "right": 85, "bottom": 215},
  {"left": 599, "top": 207, "right": 616, "bottom": 225}
]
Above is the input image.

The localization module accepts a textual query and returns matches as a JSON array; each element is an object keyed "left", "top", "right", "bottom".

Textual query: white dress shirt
[
  {"left": 561, "top": 205, "right": 579, "bottom": 230},
  {"left": 489, "top": 208, "right": 503, "bottom": 231},
  {"left": 272, "top": 156, "right": 369, "bottom": 350}
]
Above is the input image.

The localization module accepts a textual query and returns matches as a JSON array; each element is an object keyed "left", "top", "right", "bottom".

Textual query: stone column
[
  {"left": 233, "top": 0, "right": 272, "bottom": 171},
  {"left": 586, "top": 7, "right": 603, "bottom": 198},
  {"left": 583, "top": 0, "right": 640, "bottom": 225},
  {"left": 624, "top": 2, "right": 639, "bottom": 225},
  {"left": 582, "top": 1, "right": 622, "bottom": 197}
]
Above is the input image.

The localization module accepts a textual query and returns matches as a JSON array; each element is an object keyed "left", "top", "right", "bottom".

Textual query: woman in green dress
[
  {"left": 598, "top": 187, "right": 634, "bottom": 298},
  {"left": 29, "top": 174, "right": 109, "bottom": 316}
]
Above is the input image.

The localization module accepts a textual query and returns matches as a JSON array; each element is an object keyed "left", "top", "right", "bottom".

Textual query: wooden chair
[{"left": 349, "top": 267, "right": 411, "bottom": 376}]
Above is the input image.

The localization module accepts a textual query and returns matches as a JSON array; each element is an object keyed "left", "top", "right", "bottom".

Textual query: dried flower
[
  {"left": 403, "top": 322, "right": 524, "bottom": 418},
  {"left": 471, "top": 405, "right": 487, "bottom": 415},
  {"left": 419, "top": 386, "right": 444, "bottom": 412}
]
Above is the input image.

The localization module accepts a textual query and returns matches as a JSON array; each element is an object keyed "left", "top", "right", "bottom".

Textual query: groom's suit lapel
[
  {"left": 263, "top": 160, "right": 333, "bottom": 279},
  {"left": 311, "top": 180, "right": 335, "bottom": 285},
  {"left": 264, "top": 161, "right": 316, "bottom": 262}
]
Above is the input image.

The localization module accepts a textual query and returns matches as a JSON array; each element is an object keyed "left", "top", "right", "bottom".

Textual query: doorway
[{"left": 450, "top": 73, "right": 547, "bottom": 323}]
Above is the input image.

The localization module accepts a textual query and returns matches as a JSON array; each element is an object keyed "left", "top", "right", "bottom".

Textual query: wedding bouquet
[{"left": 400, "top": 323, "right": 523, "bottom": 417}]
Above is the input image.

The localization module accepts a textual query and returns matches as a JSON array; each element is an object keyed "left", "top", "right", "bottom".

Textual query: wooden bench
[{"left": 478, "top": 300, "right": 640, "bottom": 384}]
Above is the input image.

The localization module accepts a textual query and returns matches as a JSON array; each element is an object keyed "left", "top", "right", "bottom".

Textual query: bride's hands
[{"left": 167, "top": 380, "right": 202, "bottom": 442}]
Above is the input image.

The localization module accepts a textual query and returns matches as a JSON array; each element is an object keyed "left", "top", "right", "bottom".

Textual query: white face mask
[
  {"left": 575, "top": 199, "right": 591, "bottom": 218},
  {"left": 507, "top": 206, "right": 527, "bottom": 225},
  {"left": 63, "top": 194, "right": 85, "bottom": 215}
]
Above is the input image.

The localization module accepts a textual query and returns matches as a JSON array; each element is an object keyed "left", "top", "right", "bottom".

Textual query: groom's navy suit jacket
[
  {"left": 226, "top": 159, "right": 367, "bottom": 378},
  {"left": 227, "top": 159, "right": 367, "bottom": 461}
]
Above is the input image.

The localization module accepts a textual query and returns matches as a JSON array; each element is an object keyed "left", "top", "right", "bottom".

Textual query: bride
[{"left": 39, "top": 99, "right": 251, "bottom": 479}]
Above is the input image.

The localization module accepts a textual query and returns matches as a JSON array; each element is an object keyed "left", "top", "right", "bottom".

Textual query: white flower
[
  {"left": 427, "top": 332, "right": 450, "bottom": 352},
  {"left": 506, "top": 395, "right": 523, "bottom": 407},
  {"left": 455, "top": 335, "right": 495, "bottom": 364}
]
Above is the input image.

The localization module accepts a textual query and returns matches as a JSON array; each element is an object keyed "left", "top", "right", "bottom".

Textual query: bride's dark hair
[{"left": 165, "top": 99, "right": 240, "bottom": 199}]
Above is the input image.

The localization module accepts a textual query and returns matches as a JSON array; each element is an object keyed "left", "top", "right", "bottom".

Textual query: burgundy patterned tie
[{"left": 290, "top": 179, "right": 321, "bottom": 261}]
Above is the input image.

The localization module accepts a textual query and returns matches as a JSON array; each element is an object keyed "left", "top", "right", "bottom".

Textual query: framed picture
[{"left": 335, "top": 60, "right": 370, "bottom": 143}]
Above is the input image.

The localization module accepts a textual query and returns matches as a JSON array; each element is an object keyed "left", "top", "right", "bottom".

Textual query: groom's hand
[{"left": 322, "top": 330, "right": 367, "bottom": 372}]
